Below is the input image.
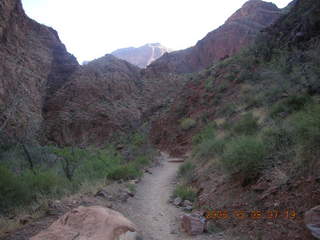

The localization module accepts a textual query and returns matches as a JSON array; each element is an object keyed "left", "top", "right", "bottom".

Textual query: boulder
[
  {"left": 173, "top": 197, "right": 183, "bottom": 206},
  {"left": 31, "top": 206, "right": 136, "bottom": 240},
  {"left": 305, "top": 205, "right": 320, "bottom": 239},
  {"left": 182, "top": 200, "right": 193, "bottom": 207},
  {"left": 181, "top": 213, "right": 206, "bottom": 235}
]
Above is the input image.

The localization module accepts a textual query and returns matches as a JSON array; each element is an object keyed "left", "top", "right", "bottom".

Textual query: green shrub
[
  {"left": 107, "top": 164, "right": 141, "bottom": 180},
  {"left": 218, "top": 103, "right": 237, "bottom": 117},
  {"left": 261, "top": 126, "right": 293, "bottom": 155},
  {"left": 131, "top": 133, "right": 145, "bottom": 147},
  {"left": 75, "top": 149, "right": 121, "bottom": 181},
  {"left": 270, "top": 95, "right": 312, "bottom": 118},
  {"left": 22, "top": 170, "right": 67, "bottom": 196},
  {"left": 289, "top": 104, "right": 320, "bottom": 170},
  {"left": 193, "top": 138, "right": 226, "bottom": 160},
  {"left": 174, "top": 185, "right": 197, "bottom": 202},
  {"left": 178, "top": 162, "right": 195, "bottom": 183},
  {"left": 0, "top": 166, "right": 31, "bottom": 211},
  {"left": 221, "top": 136, "right": 267, "bottom": 175},
  {"left": 192, "top": 122, "right": 217, "bottom": 145},
  {"left": 232, "top": 113, "right": 259, "bottom": 135},
  {"left": 134, "top": 156, "right": 150, "bottom": 167},
  {"left": 180, "top": 118, "right": 197, "bottom": 130}
]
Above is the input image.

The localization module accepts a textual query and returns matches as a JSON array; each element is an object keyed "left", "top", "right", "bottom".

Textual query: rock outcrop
[
  {"left": 0, "top": 0, "right": 78, "bottom": 143},
  {"left": 111, "top": 43, "right": 171, "bottom": 68},
  {"left": 305, "top": 205, "right": 320, "bottom": 239},
  {"left": 31, "top": 206, "right": 136, "bottom": 240},
  {"left": 148, "top": 0, "right": 282, "bottom": 74}
]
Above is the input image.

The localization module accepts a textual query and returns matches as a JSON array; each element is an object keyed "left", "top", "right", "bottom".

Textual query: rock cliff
[
  {"left": 111, "top": 43, "right": 170, "bottom": 68},
  {"left": 148, "top": 0, "right": 282, "bottom": 74},
  {"left": 0, "top": 0, "right": 78, "bottom": 143}
]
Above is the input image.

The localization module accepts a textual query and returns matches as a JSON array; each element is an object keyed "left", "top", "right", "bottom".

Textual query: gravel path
[{"left": 116, "top": 152, "right": 218, "bottom": 240}]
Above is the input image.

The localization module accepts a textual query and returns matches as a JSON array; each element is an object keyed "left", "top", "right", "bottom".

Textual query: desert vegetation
[{"left": 0, "top": 129, "right": 155, "bottom": 214}]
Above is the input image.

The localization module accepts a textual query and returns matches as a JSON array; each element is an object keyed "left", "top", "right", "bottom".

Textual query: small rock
[
  {"left": 184, "top": 206, "right": 193, "bottom": 211},
  {"left": 95, "top": 189, "right": 111, "bottom": 200},
  {"left": 174, "top": 197, "right": 183, "bottom": 206},
  {"left": 145, "top": 169, "right": 152, "bottom": 174},
  {"left": 19, "top": 215, "right": 33, "bottom": 225},
  {"left": 170, "top": 230, "right": 177, "bottom": 234},
  {"left": 181, "top": 213, "right": 206, "bottom": 235},
  {"left": 305, "top": 205, "right": 320, "bottom": 239},
  {"left": 126, "top": 190, "right": 135, "bottom": 197},
  {"left": 129, "top": 179, "right": 138, "bottom": 185},
  {"left": 252, "top": 182, "right": 269, "bottom": 192},
  {"left": 182, "top": 200, "right": 192, "bottom": 207},
  {"left": 106, "top": 203, "right": 113, "bottom": 209}
]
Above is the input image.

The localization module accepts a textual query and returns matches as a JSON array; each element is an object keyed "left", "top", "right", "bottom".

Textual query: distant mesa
[{"left": 111, "top": 43, "right": 172, "bottom": 68}]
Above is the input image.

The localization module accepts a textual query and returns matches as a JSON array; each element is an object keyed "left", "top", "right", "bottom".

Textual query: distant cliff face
[
  {"left": 44, "top": 55, "right": 144, "bottom": 145},
  {"left": 0, "top": 0, "right": 78, "bottom": 142},
  {"left": 111, "top": 43, "right": 171, "bottom": 68},
  {"left": 148, "top": 0, "right": 282, "bottom": 74}
]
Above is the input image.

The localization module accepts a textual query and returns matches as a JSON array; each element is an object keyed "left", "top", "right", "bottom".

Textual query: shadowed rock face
[
  {"left": 148, "top": 0, "right": 282, "bottom": 74},
  {"left": 111, "top": 43, "right": 171, "bottom": 68},
  {"left": 0, "top": 0, "right": 78, "bottom": 141},
  {"left": 44, "top": 55, "right": 143, "bottom": 145}
]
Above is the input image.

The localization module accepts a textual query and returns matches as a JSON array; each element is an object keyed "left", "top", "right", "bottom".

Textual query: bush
[
  {"left": 193, "top": 138, "right": 226, "bottom": 160},
  {"left": 269, "top": 95, "right": 312, "bottom": 118},
  {"left": 232, "top": 113, "right": 259, "bottom": 135},
  {"left": 261, "top": 126, "right": 293, "bottom": 156},
  {"left": 180, "top": 118, "right": 197, "bottom": 130},
  {"left": 0, "top": 166, "right": 69, "bottom": 212},
  {"left": 289, "top": 104, "right": 320, "bottom": 170},
  {"left": 221, "top": 136, "right": 267, "bottom": 176},
  {"left": 131, "top": 133, "right": 145, "bottom": 147},
  {"left": 0, "top": 166, "right": 31, "bottom": 211},
  {"left": 178, "top": 162, "right": 195, "bottom": 183},
  {"left": 192, "top": 122, "right": 217, "bottom": 145},
  {"left": 107, "top": 164, "right": 142, "bottom": 180},
  {"left": 75, "top": 149, "right": 121, "bottom": 182},
  {"left": 174, "top": 185, "right": 197, "bottom": 202}
]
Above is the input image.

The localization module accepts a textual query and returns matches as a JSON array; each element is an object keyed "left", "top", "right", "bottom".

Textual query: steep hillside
[
  {"left": 44, "top": 55, "right": 143, "bottom": 146},
  {"left": 111, "top": 43, "right": 170, "bottom": 68},
  {"left": 148, "top": 0, "right": 282, "bottom": 74},
  {"left": 151, "top": 0, "right": 320, "bottom": 238},
  {"left": 0, "top": 0, "right": 78, "bottom": 145}
]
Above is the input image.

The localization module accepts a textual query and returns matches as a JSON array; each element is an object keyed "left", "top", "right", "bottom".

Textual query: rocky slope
[
  {"left": 111, "top": 43, "right": 170, "bottom": 68},
  {"left": 0, "top": 0, "right": 78, "bottom": 144},
  {"left": 44, "top": 54, "right": 143, "bottom": 145},
  {"left": 148, "top": 0, "right": 282, "bottom": 74},
  {"left": 150, "top": 0, "right": 320, "bottom": 238}
]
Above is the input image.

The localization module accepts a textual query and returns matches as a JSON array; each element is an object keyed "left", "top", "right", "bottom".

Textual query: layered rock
[
  {"left": 111, "top": 43, "right": 171, "bottom": 68},
  {"left": 148, "top": 0, "right": 282, "bottom": 74},
  {"left": 0, "top": 0, "right": 78, "bottom": 142}
]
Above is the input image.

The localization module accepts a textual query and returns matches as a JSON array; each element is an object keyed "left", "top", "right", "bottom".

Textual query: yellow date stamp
[{"left": 204, "top": 210, "right": 297, "bottom": 220}]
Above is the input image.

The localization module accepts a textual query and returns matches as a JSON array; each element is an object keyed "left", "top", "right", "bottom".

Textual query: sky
[{"left": 21, "top": 0, "right": 292, "bottom": 63}]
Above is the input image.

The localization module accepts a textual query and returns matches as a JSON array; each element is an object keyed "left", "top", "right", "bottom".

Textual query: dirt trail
[{"left": 116, "top": 152, "right": 216, "bottom": 240}]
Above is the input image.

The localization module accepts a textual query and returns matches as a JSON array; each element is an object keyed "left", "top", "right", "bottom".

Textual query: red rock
[
  {"left": 31, "top": 206, "right": 136, "bottom": 240},
  {"left": 148, "top": 0, "right": 281, "bottom": 74},
  {"left": 181, "top": 213, "right": 206, "bottom": 235},
  {"left": 305, "top": 205, "right": 320, "bottom": 239}
]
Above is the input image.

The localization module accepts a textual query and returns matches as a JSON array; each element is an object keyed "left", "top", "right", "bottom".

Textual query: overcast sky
[{"left": 21, "top": 0, "right": 292, "bottom": 63}]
